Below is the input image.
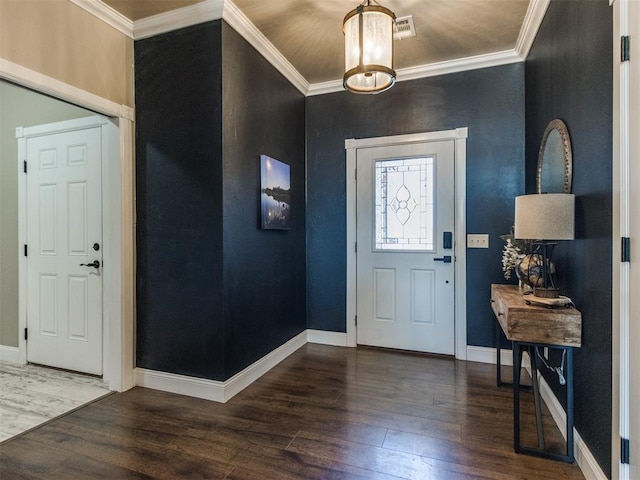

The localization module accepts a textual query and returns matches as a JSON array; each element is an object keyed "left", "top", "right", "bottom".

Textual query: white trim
[
  {"left": 222, "top": 1, "right": 309, "bottom": 95},
  {"left": 308, "top": 51, "right": 523, "bottom": 96},
  {"left": 0, "top": 345, "right": 20, "bottom": 363},
  {"left": 17, "top": 133, "right": 27, "bottom": 366},
  {"left": 307, "top": 80, "right": 345, "bottom": 97},
  {"left": 133, "top": 0, "right": 224, "bottom": 40},
  {"left": 453, "top": 128, "right": 468, "bottom": 360},
  {"left": 69, "top": 0, "right": 133, "bottom": 37},
  {"left": 397, "top": 50, "right": 521, "bottom": 83},
  {"left": 116, "top": 118, "right": 136, "bottom": 392},
  {"left": 136, "top": 331, "right": 307, "bottom": 403},
  {"left": 345, "top": 130, "right": 466, "bottom": 150},
  {"left": 466, "top": 345, "right": 531, "bottom": 369},
  {"left": 346, "top": 146, "right": 358, "bottom": 348},
  {"left": 132, "top": 0, "right": 309, "bottom": 95},
  {"left": 613, "top": 1, "right": 637, "bottom": 479},
  {"left": 72, "top": 0, "right": 548, "bottom": 99},
  {"left": 345, "top": 128, "right": 468, "bottom": 359},
  {"left": 514, "top": 0, "right": 551, "bottom": 59},
  {"left": 611, "top": 0, "right": 633, "bottom": 480},
  {"left": 16, "top": 115, "right": 107, "bottom": 138},
  {"left": 135, "top": 368, "right": 226, "bottom": 402},
  {"left": 3, "top": 61, "right": 135, "bottom": 393},
  {"left": 537, "top": 374, "right": 608, "bottom": 480},
  {"left": 0, "top": 59, "right": 133, "bottom": 121},
  {"left": 307, "top": 330, "right": 348, "bottom": 347}
]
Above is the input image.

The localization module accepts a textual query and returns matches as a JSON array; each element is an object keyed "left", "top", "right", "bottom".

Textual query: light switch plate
[{"left": 467, "top": 234, "right": 489, "bottom": 249}]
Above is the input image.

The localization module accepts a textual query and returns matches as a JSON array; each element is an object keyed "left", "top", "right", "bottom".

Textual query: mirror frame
[{"left": 536, "top": 119, "right": 573, "bottom": 194}]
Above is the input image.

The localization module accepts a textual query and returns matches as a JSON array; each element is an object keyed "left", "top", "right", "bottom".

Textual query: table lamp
[{"left": 514, "top": 193, "right": 575, "bottom": 298}]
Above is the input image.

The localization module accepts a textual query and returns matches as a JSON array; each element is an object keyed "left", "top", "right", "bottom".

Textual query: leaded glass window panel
[{"left": 374, "top": 157, "right": 434, "bottom": 251}]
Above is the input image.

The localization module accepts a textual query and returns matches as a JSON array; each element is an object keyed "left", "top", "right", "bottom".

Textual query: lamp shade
[
  {"left": 343, "top": 3, "right": 396, "bottom": 94},
  {"left": 514, "top": 193, "right": 575, "bottom": 240}
]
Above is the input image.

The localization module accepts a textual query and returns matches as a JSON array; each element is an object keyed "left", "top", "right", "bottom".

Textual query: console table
[{"left": 491, "top": 284, "right": 582, "bottom": 463}]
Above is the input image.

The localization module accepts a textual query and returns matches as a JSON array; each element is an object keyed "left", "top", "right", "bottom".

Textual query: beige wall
[
  {"left": 0, "top": 0, "right": 134, "bottom": 347},
  {"left": 0, "top": 0, "right": 134, "bottom": 107},
  {"left": 0, "top": 81, "right": 93, "bottom": 347}
]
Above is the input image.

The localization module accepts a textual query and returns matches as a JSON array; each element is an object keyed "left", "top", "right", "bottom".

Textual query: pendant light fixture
[{"left": 343, "top": 0, "right": 396, "bottom": 94}]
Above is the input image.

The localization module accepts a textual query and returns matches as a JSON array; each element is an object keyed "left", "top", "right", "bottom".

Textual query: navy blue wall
[
  {"left": 306, "top": 64, "right": 525, "bottom": 346},
  {"left": 221, "top": 24, "right": 306, "bottom": 378},
  {"left": 135, "top": 22, "right": 225, "bottom": 379},
  {"left": 525, "top": 0, "right": 612, "bottom": 475},
  {"left": 135, "top": 21, "right": 306, "bottom": 381}
]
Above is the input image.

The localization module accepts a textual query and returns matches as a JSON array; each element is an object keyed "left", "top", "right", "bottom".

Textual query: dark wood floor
[{"left": 0, "top": 344, "right": 585, "bottom": 479}]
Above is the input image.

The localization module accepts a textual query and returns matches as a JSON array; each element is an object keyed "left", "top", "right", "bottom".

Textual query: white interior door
[
  {"left": 23, "top": 119, "right": 103, "bottom": 375},
  {"left": 356, "top": 140, "right": 455, "bottom": 355}
]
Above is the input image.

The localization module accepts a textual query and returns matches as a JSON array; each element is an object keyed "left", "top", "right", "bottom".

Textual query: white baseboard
[
  {"left": 307, "top": 329, "right": 348, "bottom": 347},
  {"left": 135, "top": 366, "right": 226, "bottom": 402},
  {"left": 135, "top": 330, "right": 307, "bottom": 403},
  {"left": 466, "top": 345, "right": 531, "bottom": 368},
  {"left": 467, "top": 346, "right": 606, "bottom": 480},
  {"left": 0, "top": 345, "right": 21, "bottom": 363},
  {"left": 536, "top": 373, "right": 607, "bottom": 480}
]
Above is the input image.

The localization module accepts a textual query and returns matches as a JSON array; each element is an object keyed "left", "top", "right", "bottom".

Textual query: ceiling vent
[{"left": 394, "top": 15, "right": 416, "bottom": 40}]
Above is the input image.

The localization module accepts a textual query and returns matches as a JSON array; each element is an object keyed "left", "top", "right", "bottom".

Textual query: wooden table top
[{"left": 491, "top": 284, "right": 582, "bottom": 347}]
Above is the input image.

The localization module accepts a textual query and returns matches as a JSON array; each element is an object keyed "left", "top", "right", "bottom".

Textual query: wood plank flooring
[{"left": 0, "top": 344, "right": 585, "bottom": 479}]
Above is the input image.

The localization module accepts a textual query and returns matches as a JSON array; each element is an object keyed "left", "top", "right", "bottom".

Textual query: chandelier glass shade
[{"left": 343, "top": 2, "right": 396, "bottom": 94}]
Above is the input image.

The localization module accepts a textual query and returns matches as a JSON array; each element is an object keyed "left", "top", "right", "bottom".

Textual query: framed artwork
[{"left": 260, "top": 155, "right": 290, "bottom": 230}]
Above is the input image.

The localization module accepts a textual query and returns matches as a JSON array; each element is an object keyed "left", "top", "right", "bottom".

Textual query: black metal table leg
[
  {"left": 496, "top": 317, "right": 503, "bottom": 387},
  {"left": 496, "top": 324, "right": 531, "bottom": 390},
  {"left": 566, "top": 347, "right": 574, "bottom": 461},
  {"left": 513, "top": 341, "right": 522, "bottom": 454},
  {"left": 529, "top": 346, "right": 545, "bottom": 450},
  {"left": 514, "top": 342, "right": 575, "bottom": 464}
]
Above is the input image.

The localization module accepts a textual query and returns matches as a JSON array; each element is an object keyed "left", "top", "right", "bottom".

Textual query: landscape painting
[{"left": 260, "top": 155, "right": 291, "bottom": 230}]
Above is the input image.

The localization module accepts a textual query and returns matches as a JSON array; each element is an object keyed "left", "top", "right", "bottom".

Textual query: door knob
[
  {"left": 80, "top": 260, "right": 100, "bottom": 269},
  {"left": 434, "top": 256, "right": 452, "bottom": 263}
]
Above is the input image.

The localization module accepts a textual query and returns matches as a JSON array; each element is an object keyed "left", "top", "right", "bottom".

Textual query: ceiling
[{"left": 101, "top": 0, "right": 532, "bottom": 85}]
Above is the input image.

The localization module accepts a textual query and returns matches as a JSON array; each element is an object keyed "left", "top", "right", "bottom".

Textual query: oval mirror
[{"left": 536, "top": 119, "right": 572, "bottom": 194}]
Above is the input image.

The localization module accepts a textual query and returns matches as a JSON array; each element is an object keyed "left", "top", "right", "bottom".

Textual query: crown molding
[
  {"left": 75, "top": 0, "right": 547, "bottom": 98},
  {"left": 307, "top": 49, "right": 523, "bottom": 96},
  {"left": 222, "top": 0, "right": 309, "bottom": 95},
  {"left": 130, "top": 0, "right": 308, "bottom": 95},
  {"left": 133, "top": 0, "right": 224, "bottom": 40},
  {"left": 307, "top": 79, "right": 345, "bottom": 96},
  {"left": 69, "top": 0, "right": 133, "bottom": 37},
  {"left": 515, "top": 0, "right": 551, "bottom": 59},
  {"left": 397, "top": 49, "right": 523, "bottom": 81}
]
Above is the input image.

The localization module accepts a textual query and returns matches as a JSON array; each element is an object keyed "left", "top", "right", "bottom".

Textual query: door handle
[
  {"left": 80, "top": 260, "right": 100, "bottom": 269},
  {"left": 434, "top": 256, "right": 452, "bottom": 263}
]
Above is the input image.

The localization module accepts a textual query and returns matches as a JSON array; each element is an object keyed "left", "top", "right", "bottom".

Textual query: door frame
[
  {"left": 2, "top": 58, "right": 135, "bottom": 392},
  {"left": 345, "top": 128, "right": 468, "bottom": 359},
  {"left": 613, "top": 0, "right": 637, "bottom": 478}
]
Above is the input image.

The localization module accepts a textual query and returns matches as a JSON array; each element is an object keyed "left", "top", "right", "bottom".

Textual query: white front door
[
  {"left": 356, "top": 140, "right": 455, "bottom": 354},
  {"left": 22, "top": 118, "right": 103, "bottom": 375}
]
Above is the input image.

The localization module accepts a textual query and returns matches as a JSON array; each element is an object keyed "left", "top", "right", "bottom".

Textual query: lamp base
[{"left": 533, "top": 286, "right": 560, "bottom": 298}]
